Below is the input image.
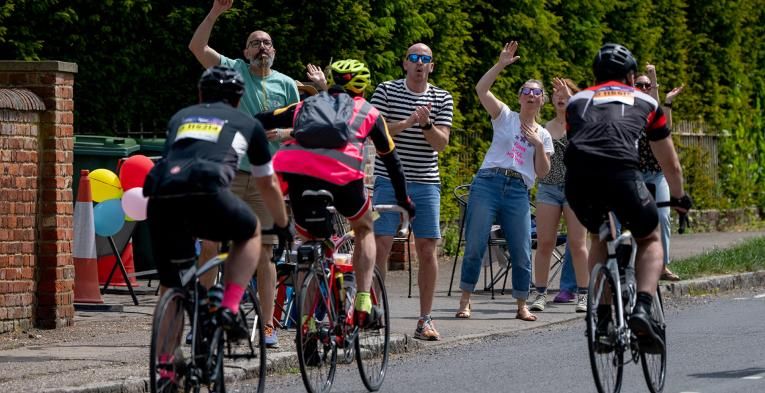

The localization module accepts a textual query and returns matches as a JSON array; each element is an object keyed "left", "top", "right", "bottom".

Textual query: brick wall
[{"left": 0, "top": 61, "right": 78, "bottom": 332}]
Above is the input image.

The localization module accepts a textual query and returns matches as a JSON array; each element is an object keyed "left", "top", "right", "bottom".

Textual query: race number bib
[
  {"left": 175, "top": 117, "right": 226, "bottom": 143},
  {"left": 592, "top": 86, "right": 635, "bottom": 106}
]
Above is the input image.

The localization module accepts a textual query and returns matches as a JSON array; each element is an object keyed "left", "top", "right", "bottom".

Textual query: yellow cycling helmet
[{"left": 328, "top": 59, "right": 371, "bottom": 94}]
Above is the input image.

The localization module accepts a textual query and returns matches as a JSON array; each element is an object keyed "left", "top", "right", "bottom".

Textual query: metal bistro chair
[{"left": 447, "top": 184, "right": 567, "bottom": 299}]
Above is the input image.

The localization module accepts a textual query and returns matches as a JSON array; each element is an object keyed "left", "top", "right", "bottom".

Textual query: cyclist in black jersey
[
  {"left": 564, "top": 44, "right": 691, "bottom": 351},
  {"left": 144, "top": 65, "right": 292, "bottom": 336}
]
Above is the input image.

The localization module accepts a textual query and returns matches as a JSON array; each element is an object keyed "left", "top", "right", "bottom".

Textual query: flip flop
[
  {"left": 660, "top": 270, "right": 681, "bottom": 282},
  {"left": 455, "top": 302, "right": 471, "bottom": 319},
  {"left": 515, "top": 307, "right": 537, "bottom": 322}
]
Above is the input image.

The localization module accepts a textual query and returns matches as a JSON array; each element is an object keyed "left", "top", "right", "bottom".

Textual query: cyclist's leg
[{"left": 371, "top": 176, "right": 398, "bottom": 278}]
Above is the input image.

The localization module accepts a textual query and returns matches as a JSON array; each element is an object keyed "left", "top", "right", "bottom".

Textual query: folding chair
[{"left": 447, "top": 185, "right": 568, "bottom": 298}]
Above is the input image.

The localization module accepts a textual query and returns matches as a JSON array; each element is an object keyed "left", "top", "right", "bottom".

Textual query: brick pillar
[{"left": 0, "top": 61, "right": 78, "bottom": 329}]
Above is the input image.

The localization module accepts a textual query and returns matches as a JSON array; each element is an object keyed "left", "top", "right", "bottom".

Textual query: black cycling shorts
[
  {"left": 147, "top": 189, "right": 258, "bottom": 287},
  {"left": 565, "top": 173, "right": 659, "bottom": 239},
  {"left": 283, "top": 174, "right": 369, "bottom": 238}
]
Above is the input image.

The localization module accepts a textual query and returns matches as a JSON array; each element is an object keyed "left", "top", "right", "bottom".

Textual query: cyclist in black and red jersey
[
  {"left": 564, "top": 43, "right": 691, "bottom": 352},
  {"left": 144, "top": 65, "right": 292, "bottom": 337},
  {"left": 254, "top": 59, "right": 415, "bottom": 328}
]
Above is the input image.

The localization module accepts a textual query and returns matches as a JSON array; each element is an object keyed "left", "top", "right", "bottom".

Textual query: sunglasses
[
  {"left": 247, "top": 39, "right": 273, "bottom": 48},
  {"left": 520, "top": 87, "right": 544, "bottom": 96},
  {"left": 406, "top": 53, "right": 433, "bottom": 64},
  {"left": 635, "top": 82, "right": 651, "bottom": 89}
]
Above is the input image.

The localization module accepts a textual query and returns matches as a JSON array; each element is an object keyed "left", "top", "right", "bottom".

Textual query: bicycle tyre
[
  {"left": 334, "top": 235, "right": 356, "bottom": 365},
  {"left": 296, "top": 269, "right": 337, "bottom": 393},
  {"left": 586, "top": 264, "right": 624, "bottom": 393},
  {"left": 150, "top": 288, "right": 192, "bottom": 393},
  {"left": 640, "top": 287, "right": 667, "bottom": 393},
  {"left": 225, "top": 283, "right": 266, "bottom": 392},
  {"left": 206, "top": 326, "right": 226, "bottom": 393},
  {"left": 356, "top": 265, "right": 390, "bottom": 392}
]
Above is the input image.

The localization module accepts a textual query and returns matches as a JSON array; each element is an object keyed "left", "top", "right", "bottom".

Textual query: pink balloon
[
  {"left": 121, "top": 187, "right": 149, "bottom": 221},
  {"left": 119, "top": 155, "right": 155, "bottom": 191}
]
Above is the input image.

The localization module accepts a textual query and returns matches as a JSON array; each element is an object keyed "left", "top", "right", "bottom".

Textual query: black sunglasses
[
  {"left": 520, "top": 87, "right": 543, "bottom": 96},
  {"left": 406, "top": 53, "right": 433, "bottom": 64},
  {"left": 635, "top": 82, "right": 651, "bottom": 89}
]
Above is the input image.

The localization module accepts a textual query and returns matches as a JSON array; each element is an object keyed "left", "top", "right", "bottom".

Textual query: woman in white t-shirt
[{"left": 455, "top": 41, "right": 553, "bottom": 322}]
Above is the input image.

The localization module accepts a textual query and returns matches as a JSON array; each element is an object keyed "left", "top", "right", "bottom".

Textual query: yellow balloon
[{"left": 88, "top": 168, "right": 123, "bottom": 202}]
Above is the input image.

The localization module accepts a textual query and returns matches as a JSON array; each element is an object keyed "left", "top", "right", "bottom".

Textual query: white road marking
[
  {"left": 679, "top": 391, "right": 701, "bottom": 393},
  {"left": 734, "top": 297, "right": 748, "bottom": 300},
  {"left": 742, "top": 374, "right": 763, "bottom": 380},
  {"left": 753, "top": 293, "right": 765, "bottom": 299}
]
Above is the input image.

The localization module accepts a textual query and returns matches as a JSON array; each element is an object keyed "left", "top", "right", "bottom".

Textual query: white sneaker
[
  {"left": 529, "top": 291, "right": 547, "bottom": 311},
  {"left": 575, "top": 293, "right": 588, "bottom": 313}
]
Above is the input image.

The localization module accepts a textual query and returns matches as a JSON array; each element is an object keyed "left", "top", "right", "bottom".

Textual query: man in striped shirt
[{"left": 371, "top": 43, "right": 454, "bottom": 341}]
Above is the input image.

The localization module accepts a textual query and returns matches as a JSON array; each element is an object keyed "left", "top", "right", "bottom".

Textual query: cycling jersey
[
  {"left": 564, "top": 81, "right": 670, "bottom": 179},
  {"left": 255, "top": 87, "right": 408, "bottom": 201},
  {"left": 144, "top": 102, "right": 273, "bottom": 197}
]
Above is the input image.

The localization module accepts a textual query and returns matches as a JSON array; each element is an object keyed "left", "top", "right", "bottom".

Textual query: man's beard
[{"left": 251, "top": 53, "right": 274, "bottom": 69}]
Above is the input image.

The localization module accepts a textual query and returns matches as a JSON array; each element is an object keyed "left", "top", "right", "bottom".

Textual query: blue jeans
[
  {"left": 642, "top": 171, "right": 670, "bottom": 265},
  {"left": 559, "top": 244, "right": 576, "bottom": 292},
  {"left": 459, "top": 169, "right": 531, "bottom": 300}
]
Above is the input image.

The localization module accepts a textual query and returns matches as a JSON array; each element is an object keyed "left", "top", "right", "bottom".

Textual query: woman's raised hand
[
  {"left": 552, "top": 77, "right": 572, "bottom": 99},
  {"left": 499, "top": 41, "right": 521, "bottom": 67}
]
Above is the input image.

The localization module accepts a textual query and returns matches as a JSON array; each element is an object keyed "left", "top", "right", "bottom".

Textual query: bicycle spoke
[
  {"left": 640, "top": 288, "right": 667, "bottom": 393},
  {"left": 297, "top": 271, "right": 337, "bottom": 393},
  {"left": 586, "top": 264, "right": 624, "bottom": 393}
]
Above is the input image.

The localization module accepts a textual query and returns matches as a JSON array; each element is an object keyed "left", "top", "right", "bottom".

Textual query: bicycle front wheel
[
  {"left": 296, "top": 270, "right": 337, "bottom": 393},
  {"left": 586, "top": 264, "right": 624, "bottom": 393},
  {"left": 150, "top": 288, "right": 192, "bottom": 393},
  {"left": 640, "top": 287, "right": 667, "bottom": 393},
  {"left": 207, "top": 326, "right": 226, "bottom": 392},
  {"left": 356, "top": 265, "right": 390, "bottom": 392},
  {"left": 225, "top": 282, "right": 266, "bottom": 392}
]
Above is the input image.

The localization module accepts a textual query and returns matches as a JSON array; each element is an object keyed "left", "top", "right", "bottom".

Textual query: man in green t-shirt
[{"left": 189, "top": 0, "right": 299, "bottom": 349}]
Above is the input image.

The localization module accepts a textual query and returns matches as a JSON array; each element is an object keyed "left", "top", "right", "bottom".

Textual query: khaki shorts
[{"left": 231, "top": 171, "right": 278, "bottom": 245}]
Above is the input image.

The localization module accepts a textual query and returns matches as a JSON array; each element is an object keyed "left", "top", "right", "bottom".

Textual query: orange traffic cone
[{"left": 73, "top": 170, "right": 104, "bottom": 304}]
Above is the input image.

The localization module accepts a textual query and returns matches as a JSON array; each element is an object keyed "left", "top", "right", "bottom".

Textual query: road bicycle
[
  {"left": 149, "top": 244, "right": 267, "bottom": 393},
  {"left": 291, "top": 190, "right": 409, "bottom": 393},
  {"left": 586, "top": 204, "right": 687, "bottom": 393}
]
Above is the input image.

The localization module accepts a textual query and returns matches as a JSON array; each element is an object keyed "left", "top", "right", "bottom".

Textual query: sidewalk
[{"left": 1, "top": 231, "right": 764, "bottom": 392}]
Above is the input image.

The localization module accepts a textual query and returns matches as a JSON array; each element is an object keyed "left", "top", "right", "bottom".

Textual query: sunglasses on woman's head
[
  {"left": 520, "top": 87, "right": 543, "bottom": 96},
  {"left": 406, "top": 53, "right": 433, "bottom": 64},
  {"left": 635, "top": 82, "right": 651, "bottom": 89}
]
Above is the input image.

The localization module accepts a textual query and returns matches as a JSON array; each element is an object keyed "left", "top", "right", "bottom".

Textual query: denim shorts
[
  {"left": 372, "top": 176, "right": 441, "bottom": 238},
  {"left": 536, "top": 182, "right": 568, "bottom": 207}
]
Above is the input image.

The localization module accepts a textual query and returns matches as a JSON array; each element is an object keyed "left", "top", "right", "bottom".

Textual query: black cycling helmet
[
  {"left": 198, "top": 65, "right": 245, "bottom": 105},
  {"left": 593, "top": 43, "right": 638, "bottom": 82}
]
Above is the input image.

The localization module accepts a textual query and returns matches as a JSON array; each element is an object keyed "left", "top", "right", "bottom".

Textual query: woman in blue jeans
[{"left": 456, "top": 41, "right": 553, "bottom": 322}]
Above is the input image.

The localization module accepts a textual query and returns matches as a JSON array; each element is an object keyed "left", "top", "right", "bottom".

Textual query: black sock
[
  {"left": 536, "top": 286, "right": 547, "bottom": 294},
  {"left": 636, "top": 292, "right": 653, "bottom": 312},
  {"left": 578, "top": 287, "right": 588, "bottom": 295},
  {"left": 597, "top": 304, "right": 612, "bottom": 321}
]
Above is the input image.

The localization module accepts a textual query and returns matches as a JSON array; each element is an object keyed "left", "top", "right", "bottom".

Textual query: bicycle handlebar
[
  {"left": 656, "top": 200, "right": 690, "bottom": 234},
  {"left": 373, "top": 204, "right": 411, "bottom": 238}
]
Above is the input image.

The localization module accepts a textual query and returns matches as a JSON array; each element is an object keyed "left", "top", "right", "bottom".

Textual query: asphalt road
[{"left": 234, "top": 290, "right": 765, "bottom": 393}]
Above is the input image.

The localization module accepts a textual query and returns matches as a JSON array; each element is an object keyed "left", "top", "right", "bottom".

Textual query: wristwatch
[{"left": 422, "top": 122, "right": 433, "bottom": 130}]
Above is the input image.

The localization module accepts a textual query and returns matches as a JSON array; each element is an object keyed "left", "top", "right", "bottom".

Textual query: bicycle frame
[{"left": 598, "top": 216, "right": 639, "bottom": 355}]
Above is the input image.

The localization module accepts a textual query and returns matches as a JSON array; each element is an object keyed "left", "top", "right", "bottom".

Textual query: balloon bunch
[{"left": 89, "top": 155, "right": 154, "bottom": 237}]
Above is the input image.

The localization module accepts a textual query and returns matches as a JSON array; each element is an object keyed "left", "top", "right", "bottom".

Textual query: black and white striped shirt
[{"left": 370, "top": 79, "right": 454, "bottom": 184}]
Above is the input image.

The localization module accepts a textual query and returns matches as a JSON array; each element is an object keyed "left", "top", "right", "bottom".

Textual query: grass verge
[{"left": 670, "top": 236, "right": 765, "bottom": 279}]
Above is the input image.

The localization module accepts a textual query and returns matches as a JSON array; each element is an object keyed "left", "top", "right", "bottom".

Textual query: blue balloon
[{"left": 94, "top": 199, "right": 125, "bottom": 237}]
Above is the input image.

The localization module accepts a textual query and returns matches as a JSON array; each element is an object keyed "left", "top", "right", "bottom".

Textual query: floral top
[
  {"left": 539, "top": 134, "right": 567, "bottom": 185},
  {"left": 638, "top": 135, "right": 662, "bottom": 173}
]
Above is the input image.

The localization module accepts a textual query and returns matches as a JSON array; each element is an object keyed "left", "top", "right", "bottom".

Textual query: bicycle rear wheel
[
  {"left": 356, "top": 266, "right": 390, "bottom": 392},
  {"left": 296, "top": 270, "right": 337, "bottom": 393},
  {"left": 150, "top": 288, "right": 192, "bottom": 393},
  {"left": 640, "top": 287, "right": 667, "bottom": 393},
  {"left": 225, "top": 282, "right": 266, "bottom": 392},
  {"left": 586, "top": 264, "right": 624, "bottom": 393}
]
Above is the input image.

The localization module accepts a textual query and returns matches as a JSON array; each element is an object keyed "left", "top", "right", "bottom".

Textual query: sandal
[
  {"left": 455, "top": 300, "right": 471, "bottom": 319},
  {"left": 515, "top": 306, "right": 538, "bottom": 322},
  {"left": 660, "top": 269, "right": 681, "bottom": 282}
]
